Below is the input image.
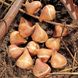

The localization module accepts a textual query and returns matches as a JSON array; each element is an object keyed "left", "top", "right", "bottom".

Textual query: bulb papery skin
[
  {"left": 54, "top": 24, "right": 68, "bottom": 37},
  {"left": 31, "top": 23, "right": 48, "bottom": 43},
  {"left": 39, "top": 5, "right": 56, "bottom": 22},
  {"left": 37, "top": 48, "right": 52, "bottom": 62},
  {"left": 18, "top": 17, "right": 35, "bottom": 38},
  {"left": 16, "top": 48, "right": 33, "bottom": 69},
  {"left": 51, "top": 52, "right": 67, "bottom": 68},
  {"left": 8, "top": 45, "right": 24, "bottom": 59},
  {"left": 45, "top": 38, "right": 61, "bottom": 51},
  {"left": 26, "top": 41, "right": 40, "bottom": 56},
  {"left": 25, "top": 1, "right": 42, "bottom": 15},
  {"left": 33, "top": 59, "right": 51, "bottom": 78},
  {"left": 10, "top": 31, "right": 27, "bottom": 45}
]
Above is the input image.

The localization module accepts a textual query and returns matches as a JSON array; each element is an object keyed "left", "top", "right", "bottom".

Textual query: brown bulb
[
  {"left": 25, "top": 1, "right": 42, "bottom": 15},
  {"left": 45, "top": 38, "right": 61, "bottom": 51},
  {"left": 26, "top": 41, "right": 40, "bottom": 56},
  {"left": 39, "top": 5, "right": 56, "bottom": 22},
  {"left": 10, "top": 31, "right": 27, "bottom": 45},
  {"left": 54, "top": 24, "right": 68, "bottom": 37},
  {"left": 51, "top": 51, "right": 67, "bottom": 68},
  {"left": 8, "top": 45, "right": 24, "bottom": 59},
  {"left": 31, "top": 23, "right": 48, "bottom": 43},
  {"left": 33, "top": 59, "right": 51, "bottom": 78},
  {"left": 36, "top": 48, "right": 52, "bottom": 62},
  {"left": 16, "top": 48, "right": 33, "bottom": 69},
  {"left": 18, "top": 17, "right": 35, "bottom": 38}
]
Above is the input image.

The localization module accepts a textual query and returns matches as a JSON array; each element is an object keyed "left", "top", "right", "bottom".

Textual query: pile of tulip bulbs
[{"left": 8, "top": 1, "right": 68, "bottom": 78}]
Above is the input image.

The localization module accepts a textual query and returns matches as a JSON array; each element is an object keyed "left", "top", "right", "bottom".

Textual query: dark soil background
[{"left": 0, "top": 0, "right": 78, "bottom": 78}]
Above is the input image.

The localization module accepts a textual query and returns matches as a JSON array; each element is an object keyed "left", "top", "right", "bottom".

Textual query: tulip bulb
[
  {"left": 54, "top": 24, "right": 68, "bottom": 37},
  {"left": 25, "top": 1, "right": 42, "bottom": 15},
  {"left": 8, "top": 45, "right": 24, "bottom": 59},
  {"left": 51, "top": 51, "right": 67, "bottom": 68},
  {"left": 45, "top": 38, "right": 61, "bottom": 51},
  {"left": 36, "top": 48, "right": 52, "bottom": 62},
  {"left": 39, "top": 5, "right": 56, "bottom": 22},
  {"left": 16, "top": 48, "right": 33, "bottom": 69},
  {"left": 31, "top": 23, "right": 48, "bottom": 43},
  {"left": 18, "top": 17, "right": 35, "bottom": 38},
  {"left": 10, "top": 31, "right": 27, "bottom": 45},
  {"left": 26, "top": 41, "right": 40, "bottom": 56},
  {"left": 33, "top": 59, "right": 51, "bottom": 78}
]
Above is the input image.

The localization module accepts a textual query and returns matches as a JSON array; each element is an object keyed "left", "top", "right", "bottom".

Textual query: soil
[{"left": 0, "top": 0, "right": 78, "bottom": 78}]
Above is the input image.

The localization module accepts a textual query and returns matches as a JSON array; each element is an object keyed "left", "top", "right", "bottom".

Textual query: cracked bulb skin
[
  {"left": 10, "top": 31, "right": 27, "bottom": 45},
  {"left": 33, "top": 59, "right": 51, "bottom": 78},
  {"left": 39, "top": 5, "right": 56, "bottom": 22},
  {"left": 45, "top": 38, "right": 61, "bottom": 51},
  {"left": 36, "top": 48, "right": 52, "bottom": 62},
  {"left": 18, "top": 17, "right": 35, "bottom": 38},
  {"left": 31, "top": 23, "right": 48, "bottom": 43},
  {"left": 26, "top": 41, "right": 40, "bottom": 56},
  {"left": 8, "top": 45, "right": 24, "bottom": 59},
  {"left": 51, "top": 51, "right": 67, "bottom": 68},
  {"left": 16, "top": 48, "right": 33, "bottom": 69},
  {"left": 54, "top": 24, "right": 68, "bottom": 37},
  {"left": 25, "top": 1, "right": 42, "bottom": 15}
]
